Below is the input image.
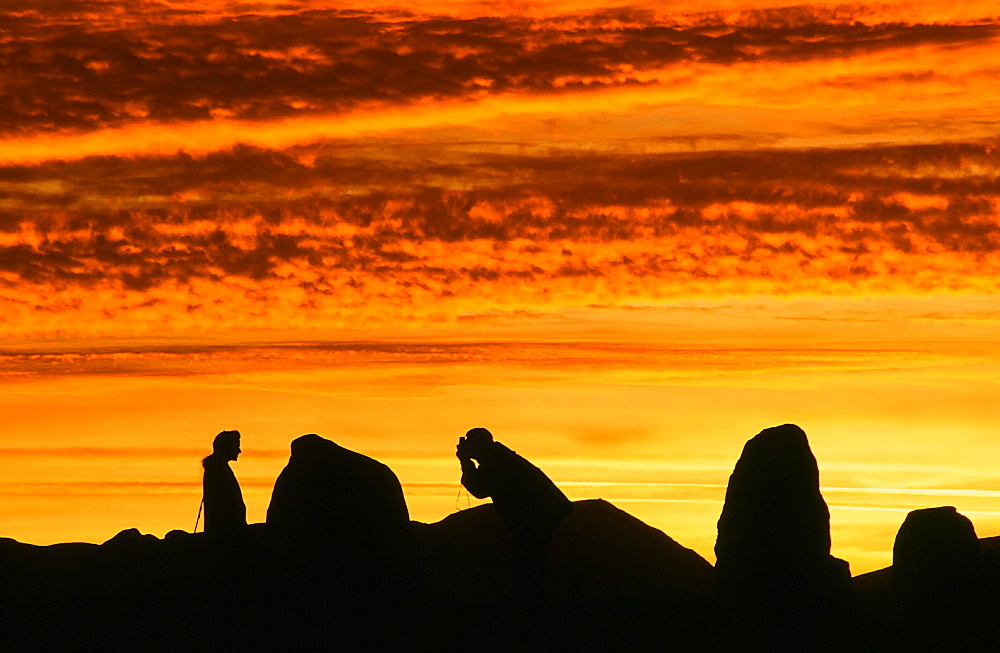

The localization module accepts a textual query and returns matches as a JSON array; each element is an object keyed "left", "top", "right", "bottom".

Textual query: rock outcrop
[
  {"left": 715, "top": 424, "right": 850, "bottom": 646},
  {"left": 0, "top": 528, "right": 271, "bottom": 649},
  {"left": 0, "top": 494, "right": 721, "bottom": 651},
  {"left": 265, "top": 434, "right": 421, "bottom": 648},
  {"left": 547, "top": 499, "right": 714, "bottom": 601},
  {"left": 893, "top": 506, "right": 980, "bottom": 598},
  {"left": 414, "top": 498, "right": 714, "bottom": 604},
  {"left": 893, "top": 506, "right": 989, "bottom": 646},
  {"left": 267, "top": 433, "right": 411, "bottom": 548},
  {"left": 412, "top": 498, "right": 717, "bottom": 650}
]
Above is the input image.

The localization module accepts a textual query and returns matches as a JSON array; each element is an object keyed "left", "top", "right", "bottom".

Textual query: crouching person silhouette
[
  {"left": 457, "top": 427, "right": 573, "bottom": 596},
  {"left": 202, "top": 430, "right": 247, "bottom": 537}
]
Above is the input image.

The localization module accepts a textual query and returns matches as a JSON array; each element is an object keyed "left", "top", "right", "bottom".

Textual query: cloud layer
[
  {"left": 2, "top": 4, "right": 996, "bottom": 137},
  {"left": 1, "top": 2, "right": 997, "bottom": 339},
  {"left": 1, "top": 139, "right": 997, "bottom": 337}
]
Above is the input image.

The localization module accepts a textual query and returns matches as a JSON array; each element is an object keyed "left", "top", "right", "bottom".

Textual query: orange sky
[{"left": 1, "top": 0, "right": 999, "bottom": 574}]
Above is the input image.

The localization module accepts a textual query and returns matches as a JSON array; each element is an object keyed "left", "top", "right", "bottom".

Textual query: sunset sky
[{"left": 1, "top": 0, "right": 998, "bottom": 574}]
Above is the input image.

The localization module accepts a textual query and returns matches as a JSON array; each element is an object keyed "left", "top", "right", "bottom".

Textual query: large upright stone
[
  {"left": 715, "top": 424, "right": 850, "bottom": 646},
  {"left": 893, "top": 506, "right": 980, "bottom": 597},
  {"left": 892, "top": 506, "right": 985, "bottom": 646},
  {"left": 265, "top": 434, "right": 421, "bottom": 647},
  {"left": 267, "top": 433, "right": 411, "bottom": 550}
]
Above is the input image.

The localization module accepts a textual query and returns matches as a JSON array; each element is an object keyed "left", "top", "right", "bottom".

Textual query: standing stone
[
  {"left": 265, "top": 434, "right": 421, "bottom": 648},
  {"left": 893, "top": 506, "right": 980, "bottom": 597},
  {"left": 715, "top": 424, "right": 850, "bottom": 647},
  {"left": 267, "top": 434, "right": 412, "bottom": 551},
  {"left": 893, "top": 506, "right": 985, "bottom": 646}
]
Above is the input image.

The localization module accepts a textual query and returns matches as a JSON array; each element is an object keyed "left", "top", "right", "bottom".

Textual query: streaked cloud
[
  {"left": 1, "top": 3, "right": 996, "bottom": 140},
  {"left": 1, "top": 140, "right": 997, "bottom": 337},
  {"left": 2, "top": 339, "right": 965, "bottom": 379}
]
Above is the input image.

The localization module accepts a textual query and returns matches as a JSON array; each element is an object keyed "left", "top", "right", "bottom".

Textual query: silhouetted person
[
  {"left": 202, "top": 430, "right": 247, "bottom": 537},
  {"left": 457, "top": 427, "right": 573, "bottom": 596}
]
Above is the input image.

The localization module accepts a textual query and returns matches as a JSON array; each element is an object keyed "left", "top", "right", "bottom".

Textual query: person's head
[
  {"left": 463, "top": 427, "right": 494, "bottom": 458},
  {"left": 213, "top": 430, "right": 241, "bottom": 461}
]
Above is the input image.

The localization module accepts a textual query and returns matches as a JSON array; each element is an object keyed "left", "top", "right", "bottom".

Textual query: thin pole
[{"left": 194, "top": 498, "right": 204, "bottom": 533}]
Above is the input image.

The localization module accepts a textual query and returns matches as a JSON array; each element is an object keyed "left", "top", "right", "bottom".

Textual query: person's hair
[
  {"left": 203, "top": 430, "right": 240, "bottom": 467},
  {"left": 213, "top": 430, "right": 240, "bottom": 452},
  {"left": 465, "top": 427, "right": 493, "bottom": 443}
]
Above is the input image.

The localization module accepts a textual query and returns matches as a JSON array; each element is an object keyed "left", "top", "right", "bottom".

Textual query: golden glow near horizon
[{"left": 1, "top": 0, "right": 999, "bottom": 574}]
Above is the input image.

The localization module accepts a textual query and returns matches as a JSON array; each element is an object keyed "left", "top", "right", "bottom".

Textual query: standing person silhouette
[
  {"left": 457, "top": 427, "right": 573, "bottom": 596},
  {"left": 202, "top": 430, "right": 247, "bottom": 537}
]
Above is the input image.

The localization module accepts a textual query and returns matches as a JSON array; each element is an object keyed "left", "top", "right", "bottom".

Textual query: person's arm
[
  {"left": 457, "top": 436, "right": 491, "bottom": 498},
  {"left": 460, "top": 457, "right": 491, "bottom": 498},
  {"left": 229, "top": 464, "right": 248, "bottom": 527}
]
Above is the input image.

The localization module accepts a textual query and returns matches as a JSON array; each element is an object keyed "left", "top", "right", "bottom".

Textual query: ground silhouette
[
  {"left": 851, "top": 505, "right": 1000, "bottom": 648},
  {"left": 3, "top": 424, "right": 1000, "bottom": 650}
]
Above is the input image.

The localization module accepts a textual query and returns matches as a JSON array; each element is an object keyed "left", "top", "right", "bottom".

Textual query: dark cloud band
[
  {"left": 2, "top": 5, "right": 996, "bottom": 136},
  {"left": 0, "top": 141, "right": 997, "bottom": 320}
]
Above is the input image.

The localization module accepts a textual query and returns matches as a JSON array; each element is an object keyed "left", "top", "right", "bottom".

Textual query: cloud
[
  {"left": 0, "top": 139, "right": 997, "bottom": 338},
  {"left": 1, "top": 335, "right": 969, "bottom": 382},
  {"left": 0, "top": 479, "right": 275, "bottom": 496},
  {"left": 568, "top": 426, "right": 652, "bottom": 447},
  {"left": 0, "top": 3, "right": 996, "bottom": 338},
  {"left": 1, "top": 5, "right": 996, "bottom": 137}
]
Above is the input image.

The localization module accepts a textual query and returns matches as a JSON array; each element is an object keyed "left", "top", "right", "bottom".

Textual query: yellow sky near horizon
[
  {"left": 5, "top": 297, "right": 1000, "bottom": 574},
  {"left": 1, "top": 0, "right": 999, "bottom": 576}
]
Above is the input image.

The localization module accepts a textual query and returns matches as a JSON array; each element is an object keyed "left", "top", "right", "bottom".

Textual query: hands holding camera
[{"left": 456, "top": 435, "right": 472, "bottom": 462}]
